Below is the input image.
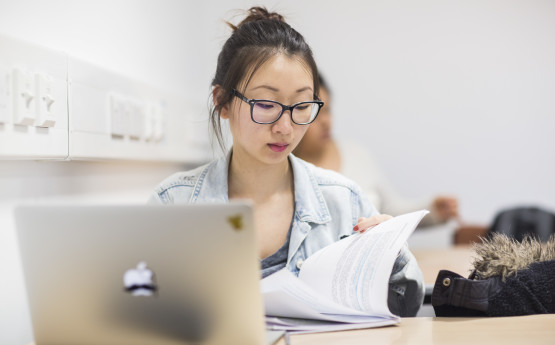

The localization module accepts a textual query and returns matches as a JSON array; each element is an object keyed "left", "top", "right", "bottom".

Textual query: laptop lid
[{"left": 15, "top": 203, "right": 266, "bottom": 345}]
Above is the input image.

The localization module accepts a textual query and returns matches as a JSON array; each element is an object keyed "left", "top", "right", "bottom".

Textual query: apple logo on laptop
[{"left": 123, "top": 261, "right": 158, "bottom": 296}]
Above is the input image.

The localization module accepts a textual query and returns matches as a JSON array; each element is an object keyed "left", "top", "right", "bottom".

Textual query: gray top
[{"left": 260, "top": 227, "right": 292, "bottom": 278}]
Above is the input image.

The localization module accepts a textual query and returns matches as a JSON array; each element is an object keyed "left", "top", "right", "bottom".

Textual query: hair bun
[{"left": 228, "top": 6, "right": 285, "bottom": 31}]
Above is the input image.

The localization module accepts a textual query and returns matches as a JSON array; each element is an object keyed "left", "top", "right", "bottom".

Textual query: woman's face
[
  {"left": 223, "top": 54, "right": 314, "bottom": 167},
  {"left": 296, "top": 86, "right": 332, "bottom": 156}
]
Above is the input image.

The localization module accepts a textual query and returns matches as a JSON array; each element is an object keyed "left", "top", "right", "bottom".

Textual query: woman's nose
[{"left": 272, "top": 110, "right": 293, "bottom": 134}]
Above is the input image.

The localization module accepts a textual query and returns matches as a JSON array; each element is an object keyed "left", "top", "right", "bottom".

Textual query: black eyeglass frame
[{"left": 232, "top": 89, "right": 324, "bottom": 125}]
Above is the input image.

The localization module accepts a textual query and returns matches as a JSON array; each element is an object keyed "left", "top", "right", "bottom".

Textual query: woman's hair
[{"left": 210, "top": 6, "right": 320, "bottom": 153}]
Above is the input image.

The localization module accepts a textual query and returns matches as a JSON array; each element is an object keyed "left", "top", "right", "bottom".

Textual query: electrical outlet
[
  {"left": 35, "top": 72, "right": 56, "bottom": 127},
  {"left": 152, "top": 103, "right": 164, "bottom": 142},
  {"left": 127, "top": 99, "right": 145, "bottom": 140},
  {"left": 12, "top": 67, "right": 36, "bottom": 126},
  {"left": 109, "top": 94, "right": 127, "bottom": 136}
]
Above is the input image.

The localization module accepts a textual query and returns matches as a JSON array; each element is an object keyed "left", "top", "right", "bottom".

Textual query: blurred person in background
[{"left": 293, "top": 74, "right": 458, "bottom": 228}]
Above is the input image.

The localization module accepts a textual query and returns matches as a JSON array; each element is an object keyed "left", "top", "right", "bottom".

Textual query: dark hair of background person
[
  {"left": 209, "top": 6, "right": 320, "bottom": 153},
  {"left": 318, "top": 73, "right": 330, "bottom": 97}
]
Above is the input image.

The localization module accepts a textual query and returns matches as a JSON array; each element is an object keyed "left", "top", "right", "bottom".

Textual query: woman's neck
[{"left": 228, "top": 151, "right": 293, "bottom": 202}]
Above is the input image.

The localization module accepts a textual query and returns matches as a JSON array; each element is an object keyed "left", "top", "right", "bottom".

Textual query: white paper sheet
[{"left": 298, "top": 210, "right": 429, "bottom": 317}]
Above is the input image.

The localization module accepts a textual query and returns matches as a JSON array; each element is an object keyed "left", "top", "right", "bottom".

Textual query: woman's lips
[{"left": 268, "top": 143, "right": 289, "bottom": 152}]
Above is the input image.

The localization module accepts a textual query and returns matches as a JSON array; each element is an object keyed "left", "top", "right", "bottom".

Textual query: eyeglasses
[{"left": 232, "top": 89, "right": 324, "bottom": 125}]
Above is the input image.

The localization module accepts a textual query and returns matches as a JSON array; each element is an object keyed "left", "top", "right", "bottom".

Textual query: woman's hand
[{"left": 353, "top": 214, "right": 393, "bottom": 233}]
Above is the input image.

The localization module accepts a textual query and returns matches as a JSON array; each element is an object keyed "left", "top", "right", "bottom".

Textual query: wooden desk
[
  {"left": 28, "top": 315, "right": 555, "bottom": 345},
  {"left": 412, "top": 246, "right": 476, "bottom": 285},
  {"left": 290, "top": 247, "right": 552, "bottom": 344},
  {"left": 288, "top": 315, "right": 555, "bottom": 345}
]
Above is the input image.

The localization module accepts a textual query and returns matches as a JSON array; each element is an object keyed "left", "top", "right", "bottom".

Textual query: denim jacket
[{"left": 149, "top": 153, "right": 425, "bottom": 316}]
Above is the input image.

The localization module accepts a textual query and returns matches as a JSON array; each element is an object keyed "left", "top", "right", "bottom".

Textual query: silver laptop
[{"left": 15, "top": 203, "right": 269, "bottom": 345}]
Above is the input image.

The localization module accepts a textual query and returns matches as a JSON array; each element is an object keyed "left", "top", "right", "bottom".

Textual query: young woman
[{"left": 150, "top": 7, "right": 424, "bottom": 317}]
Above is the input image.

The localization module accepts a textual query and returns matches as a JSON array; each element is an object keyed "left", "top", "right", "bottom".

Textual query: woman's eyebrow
[
  {"left": 250, "top": 85, "right": 279, "bottom": 92},
  {"left": 295, "top": 86, "right": 313, "bottom": 93},
  {"left": 249, "top": 85, "right": 313, "bottom": 93}
]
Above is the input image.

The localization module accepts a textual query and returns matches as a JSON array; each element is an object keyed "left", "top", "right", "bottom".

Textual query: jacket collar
[
  {"left": 195, "top": 151, "right": 331, "bottom": 224},
  {"left": 192, "top": 152, "right": 230, "bottom": 203},
  {"left": 290, "top": 154, "right": 332, "bottom": 224}
]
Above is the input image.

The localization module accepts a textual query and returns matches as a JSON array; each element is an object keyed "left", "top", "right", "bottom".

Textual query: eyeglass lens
[{"left": 252, "top": 101, "right": 318, "bottom": 124}]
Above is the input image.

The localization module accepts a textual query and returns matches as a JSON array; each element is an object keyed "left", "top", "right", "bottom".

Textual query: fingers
[{"left": 353, "top": 214, "right": 393, "bottom": 233}]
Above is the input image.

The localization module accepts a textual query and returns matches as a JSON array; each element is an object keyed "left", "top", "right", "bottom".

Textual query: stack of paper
[{"left": 260, "top": 210, "right": 429, "bottom": 333}]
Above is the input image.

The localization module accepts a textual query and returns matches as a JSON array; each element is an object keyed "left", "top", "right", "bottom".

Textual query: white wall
[
  {"left": 1, "top": 1, "right": 555, "bottom": 344},
  {"left": 297, "top": 0, "right": 555, "bottom": 225}
]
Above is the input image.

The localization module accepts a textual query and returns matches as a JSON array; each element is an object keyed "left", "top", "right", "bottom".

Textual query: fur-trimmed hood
[{"left": 472, "top": 233, "right": 555, "bottom": 281}]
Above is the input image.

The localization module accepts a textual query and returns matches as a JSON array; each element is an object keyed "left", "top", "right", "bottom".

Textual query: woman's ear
[{"left": 213, "top": 86, "right": 231, "bottom": 119}]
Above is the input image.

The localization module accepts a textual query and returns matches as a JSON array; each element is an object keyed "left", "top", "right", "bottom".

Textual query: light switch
[
  {"left": 0, "top": 67, "right": 9, "bottom": 123},
  {"left": 35, "top": 72, "right": 56, "bottom": 127},
  {"left": 12, "top": 67, "right": 36, "bottom": 126}
]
